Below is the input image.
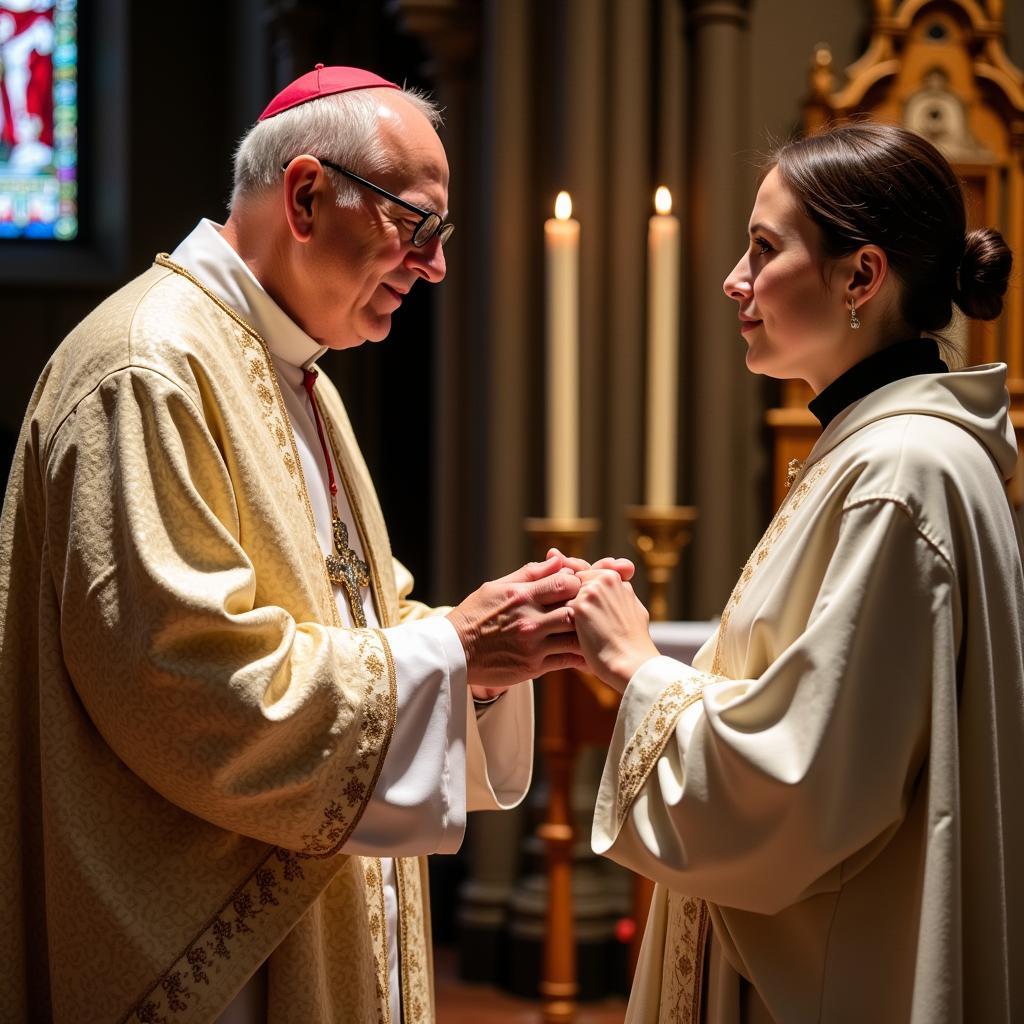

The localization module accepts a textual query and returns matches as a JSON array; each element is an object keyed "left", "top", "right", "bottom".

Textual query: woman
[{"left": 571, "top": 123, "right": 1022, "bottom": 1022}]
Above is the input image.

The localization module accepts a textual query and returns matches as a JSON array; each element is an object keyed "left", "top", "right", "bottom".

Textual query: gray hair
[{"left": 231, "top": 85, "right": 442, "bottom": 210}]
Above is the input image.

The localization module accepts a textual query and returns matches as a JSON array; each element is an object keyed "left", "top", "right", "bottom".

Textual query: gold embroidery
[
  {"left": 320, "top": 405, "right": 394, "bottom": 628},
  {"left": 397, "top": 858, "right": 434, "bottom": 1024},
  {"left": 659, "top": 892, "right": 710, "bottom": 1024},
  {"left": 122, "top": 626, "right": 397, "bottom": 1019},
  {"left": 615, "top": 675, "right": 713, "bottom": 831},
  {"left": 786, "top": 458, "right": 803, "bottom": 489},
  {"left": 364, "top": 857, "right": 391, "bottom": 1024},
  {"left": 297, "top": 630, "right": 397, "bottom": 857},
  {"left": 711, "top": 459, "right": 830, "bottom": 674},
  {"left": 121, "top": 847, "right": 307, "bottom": 1024}
]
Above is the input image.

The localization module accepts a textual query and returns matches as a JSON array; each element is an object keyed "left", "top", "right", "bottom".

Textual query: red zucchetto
[{"left": 257, "top": 64, "right": 399, "bottom": 121}]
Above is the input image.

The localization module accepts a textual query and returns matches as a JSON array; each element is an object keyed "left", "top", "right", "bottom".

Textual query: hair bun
[{"left": 956, "top": 228, "right": 1013, "bottom": 321}]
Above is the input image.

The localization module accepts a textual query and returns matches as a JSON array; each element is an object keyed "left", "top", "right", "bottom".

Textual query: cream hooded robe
[{"left": 594, "top": 364, "right": 1024, "bottom": 1023}]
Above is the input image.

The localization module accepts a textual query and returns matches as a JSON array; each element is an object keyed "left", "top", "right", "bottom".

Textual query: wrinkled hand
[
  {"left": 569, "top": 569, "right": 660, "bottom": 693},
  {"left": 448, "top": 554, "right": 585, "bottom": 696}
]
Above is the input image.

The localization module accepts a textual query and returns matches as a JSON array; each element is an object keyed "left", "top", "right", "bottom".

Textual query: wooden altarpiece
[{"left": 767, "top": 0, "right": 1024, "bottom": 508}]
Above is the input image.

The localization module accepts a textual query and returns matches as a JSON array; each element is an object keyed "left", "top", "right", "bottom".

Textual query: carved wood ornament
[{"left": 768, "top": 0, "right": 1024, "bottom": 507}]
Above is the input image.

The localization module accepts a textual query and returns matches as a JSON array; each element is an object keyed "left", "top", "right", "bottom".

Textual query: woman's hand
[{"left": 569, "top": 569, "right": 660, "bottom": 693}]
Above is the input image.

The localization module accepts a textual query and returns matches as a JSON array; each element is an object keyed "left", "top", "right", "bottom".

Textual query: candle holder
[
  {"left": 624, "top": 504, "right": 698, "bottom": 623},
  {"left": 524, "top": 516, "right": 601, "bottom": 560}
]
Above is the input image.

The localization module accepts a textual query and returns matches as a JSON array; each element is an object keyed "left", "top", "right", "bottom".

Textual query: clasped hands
[{"left": 447, "top": 548, "right": 660, "bottom": 701}]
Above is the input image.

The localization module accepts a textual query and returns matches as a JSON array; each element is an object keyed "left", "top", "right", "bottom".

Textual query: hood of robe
[{"left": 806, "top": 362, "right": 1018, "bottom": 483}]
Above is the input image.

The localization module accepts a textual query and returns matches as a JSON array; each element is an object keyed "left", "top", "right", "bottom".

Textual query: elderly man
[{"left": 0, "top": 66, "right": 629, "bottom": 1023}]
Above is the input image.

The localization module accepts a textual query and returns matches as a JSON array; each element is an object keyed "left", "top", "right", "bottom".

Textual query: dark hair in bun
[
  {"left": 769, "top": 123, "right": 1013, "bottom": 332},
  {"left": 956, "top": 228, "right": 1013, "bottom": 321}
]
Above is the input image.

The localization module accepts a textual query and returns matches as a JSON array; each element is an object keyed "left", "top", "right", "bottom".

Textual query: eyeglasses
[{"left": 285, "top": 157, "right": 454, "bottom": 248}]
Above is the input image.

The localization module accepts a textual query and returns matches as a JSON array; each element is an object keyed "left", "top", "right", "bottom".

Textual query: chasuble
[
  {"left": 594, "top": 366, "right": 1024, "bottom": 1023},
  {"left": 0, "top": 221, "right": 532, "bottom": 1023}
]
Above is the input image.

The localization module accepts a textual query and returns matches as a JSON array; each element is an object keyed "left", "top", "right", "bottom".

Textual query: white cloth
[{"left": 172, "top": 220, "right": 531, "bottom": 1024}]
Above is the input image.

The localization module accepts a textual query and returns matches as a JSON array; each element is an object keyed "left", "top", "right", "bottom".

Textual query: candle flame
[
  {"left": 655, "top": 186, "right": 673, "bottom": 216},
  {"left": 555, "top": 191, "right": 573, "bottom": 220}
]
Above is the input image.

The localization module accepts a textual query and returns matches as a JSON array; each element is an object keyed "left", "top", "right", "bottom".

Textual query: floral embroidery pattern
[
  {"left": 615, "top": 675, "right": 714, "bottom": 832},
  {"left": 660, "top": 892, "right": 710, "bottom": 1024},
  {"left": 712, "top": 458, "right": 830, "bottom": 674},
  {"left": 122, "top": 628, "right": 396, "bottom": 1022},
  {"left": 121, "top": 847, "right": 310, "bottom": 1023},
  {"left": 364, "top": 858, "right": 391, "bottom": 1024},
  {"left": 398, "top": 858, "right": 433, "bottom": 1024},
  {"left": 299, "top": 630, "right": 397, "bottom": 858}
]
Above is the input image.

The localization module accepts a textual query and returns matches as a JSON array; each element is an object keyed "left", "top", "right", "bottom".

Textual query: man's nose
[{"left": 406, "top": 237, "right": 446, "bottom": 284}]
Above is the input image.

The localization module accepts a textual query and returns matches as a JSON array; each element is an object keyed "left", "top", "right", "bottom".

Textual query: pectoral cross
[{"left": 326, "top": 513, "right": 370, "bottom": 628}]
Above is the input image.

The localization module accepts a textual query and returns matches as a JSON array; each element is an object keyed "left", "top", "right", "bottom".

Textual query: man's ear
[
  {"left": 282, "top": 156, "right": 323, "bottom": 243},
  {"left": 842, "top": 244, "right": 889, "bottom": 310}
]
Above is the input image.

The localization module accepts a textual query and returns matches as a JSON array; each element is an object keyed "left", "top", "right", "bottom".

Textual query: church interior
[{"left": 2, "top": 0, "right": 1022, "bottom": 1020}]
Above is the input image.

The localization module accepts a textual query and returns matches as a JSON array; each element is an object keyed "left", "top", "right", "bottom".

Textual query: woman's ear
[{"left": 843, "top": 244, "right": 889, "bottom": 310}]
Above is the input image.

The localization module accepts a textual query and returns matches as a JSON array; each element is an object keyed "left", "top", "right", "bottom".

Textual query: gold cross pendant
[{"left": 326, "top": 514, "right": 370, "bottom": 628}]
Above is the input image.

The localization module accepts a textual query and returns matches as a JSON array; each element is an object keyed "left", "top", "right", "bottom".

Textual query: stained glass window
[{"left": 0, "top": 0, "right": 77, "bottom": 240}]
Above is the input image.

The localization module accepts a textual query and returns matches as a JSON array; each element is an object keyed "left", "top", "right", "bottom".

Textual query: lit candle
[
  {"left": 645, "top": 186, "right": 680, "bottom": 507},
  {"left": 545, "top": 191, "right": 580, "bottom": 519}
]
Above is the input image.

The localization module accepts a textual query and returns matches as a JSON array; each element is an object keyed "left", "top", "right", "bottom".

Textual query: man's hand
[
  {"left": 569, "top": 569, "right": 660, "bottom": 693},
  {"left": 448, "top": 554, "right": 586, "bottom": 694}
]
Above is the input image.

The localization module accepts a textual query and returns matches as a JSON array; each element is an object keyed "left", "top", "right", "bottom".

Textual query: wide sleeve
[
  {"left": 45, "top": 367, "right": 397, "bottom": 857},
  {"left": 593, "top": 498, "right": 956, "bottom": 915},
  {"left": 344, "top": 559, "right": 534, "bottom": 854},
  {"left": 389, "top": 555, "right": 534, "bottom": 812}
]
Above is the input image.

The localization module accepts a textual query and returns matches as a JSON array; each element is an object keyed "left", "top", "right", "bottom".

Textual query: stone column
[
  {"left": 561, "top": 0, "right": 608, "bottom": 527},
  {"left": 683, "top": 0, "right": 760, "bottom": 617},
  {"left": 602, "top": 0, "right": 652, "bottom": 555},
  {"left": 478, "top": 0, "right": 533, "bottom": 580},
  {"left": 392, "top": 0, "right": 482, "bottom": 603},
  {"left": 429, "top": 0, "right": 538, "bottom": 982}
]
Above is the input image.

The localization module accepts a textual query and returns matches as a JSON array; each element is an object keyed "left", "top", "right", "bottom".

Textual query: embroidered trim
[
  {"left": 397, "top": 857, "right": 433, "bottom": 1024},
  {"left": 120, "top": 847, "right": 307, "bottom": 1024},
  {"left": 300, "top": 628, "right": 398, "bottom": 858},
  {"left": 615, "top": 675, "right": 713, "bottom": 832},
  {"left": 364, "top": 858, "right": 391, "bottom": 1024},
  {"left": 659, "top": 892, "right": 711, "bottom": 1024},
  {"left": 711, "top": 458, "right": 830, "bottom": 674},
  {"left": 318, "top": 399, "right": 396, "bottom": 629}
]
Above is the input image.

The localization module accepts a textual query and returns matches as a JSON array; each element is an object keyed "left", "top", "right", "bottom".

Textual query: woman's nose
[{"left": 722, "top": 254, "right": 751, "bottom": 302}]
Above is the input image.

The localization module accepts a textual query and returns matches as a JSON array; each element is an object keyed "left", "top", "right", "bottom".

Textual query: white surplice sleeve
[
  {"left": 592, "top": 498, "right": 951, "bottom": 915},
  {"left": 342, "top": 569, "right": 533, "bottom": 857}
]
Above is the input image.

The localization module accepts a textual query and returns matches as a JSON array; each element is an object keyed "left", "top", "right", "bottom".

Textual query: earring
[{"left": 849, "top": 299, "right": 861, "bottom": 330}]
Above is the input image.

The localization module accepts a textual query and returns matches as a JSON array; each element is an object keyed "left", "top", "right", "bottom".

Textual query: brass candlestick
[
  {"left": 624, "top": 504, "right": 699, "bottom": 623},
  {"left": 524, "top": 516, "right": 602, "bottom": 560},
  {"left": 524, "top": 515, "right": 599, "bottom": 1024}
]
